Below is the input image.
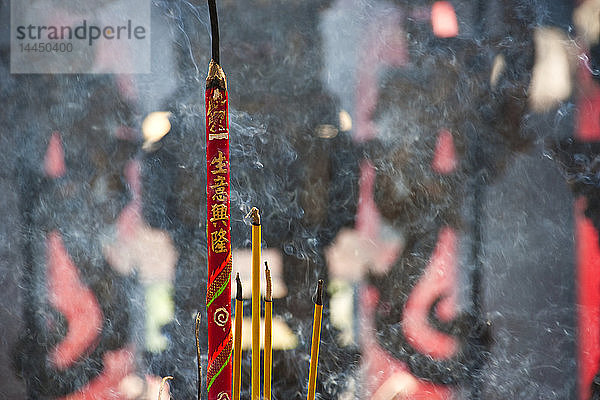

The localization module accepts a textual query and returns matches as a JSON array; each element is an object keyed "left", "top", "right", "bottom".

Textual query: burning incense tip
[
  {"left": 207, "top": 60, "right": 227, "bottom": 89},
  {"left": 195, "top": 311, "right": 202, "bottom": 354},
  {"left": 264, "top": 261, "right": 273, "bottom": 400},
  {"left": 246, "top": 207, "right": 261, "bottom": 225},
  {"left": 236, "top": 272, "right": 243, "bottom": 301},
  {"left": 265, "top": 262, "right": 272, "bottom": 302},
  {"left": 315, "top": 280, "right": 324, "bottom": 306},
  {"left": 158, "top": 376, "right": 174, "bottom": 400}
]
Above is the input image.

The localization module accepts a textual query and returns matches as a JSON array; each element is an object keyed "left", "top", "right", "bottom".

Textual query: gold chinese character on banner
[
  {"left": 211, "top": 228, "right": 229, "bottom": 253},
  {"left": 209, "top": 132, "right": 229, "bottom": 140},
  {"left": 211, "top": 175, "right": 227, "bottom": 189},
  {"left": 210, "top": 150, "right": 228, "bottom": 174},
  {"left": 212, "top": 185, "right": 227, "bottom": 202},
  {"left": 209, "top": 111, "right": 226, "bottom": 132},
  {"left": 207, "top": 89, "right": 229, "bottom": 140},
  {"left": 213, "top": 88, "right": 224, "bottom": 102},
  {"left": 210, "top": 203, "right": 229, "bottom": 226},
  {"left": 207, "top": 89, "right": 226, "bottom": 115}
]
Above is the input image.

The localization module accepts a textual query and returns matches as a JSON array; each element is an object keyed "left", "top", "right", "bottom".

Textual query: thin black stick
[{"left": 207, "top": 0, "right": 220, "bottom": 64}]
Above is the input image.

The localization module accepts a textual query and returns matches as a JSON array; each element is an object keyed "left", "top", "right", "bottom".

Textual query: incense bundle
[{"left": 205, "top": 2, "right": 233, "bottom": 399}]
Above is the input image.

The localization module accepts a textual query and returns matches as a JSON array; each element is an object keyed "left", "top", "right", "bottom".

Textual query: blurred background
[{"left": 1, "top": 0, "right": 598, "bottom": 399}]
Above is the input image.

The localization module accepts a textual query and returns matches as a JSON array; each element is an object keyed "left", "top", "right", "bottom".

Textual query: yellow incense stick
[
  {"left": 307, "top": 280, "right": 324, "bottom": 400},
  {"left": 249, "top": 207, "right": 261, "bottom": 400},
  {"left": 195, "top": 312, "right": 201, "bottom": 400},
  {"left": 264, "top": 262, "right": 273, "bottom": 400},
  {"left": 233, "top": 273, "right": 243, "bottom": 400}
]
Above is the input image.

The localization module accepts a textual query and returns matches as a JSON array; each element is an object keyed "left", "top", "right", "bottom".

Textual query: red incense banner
[{"left": 205, "top": 59, "right": 233, "bottom": 400}]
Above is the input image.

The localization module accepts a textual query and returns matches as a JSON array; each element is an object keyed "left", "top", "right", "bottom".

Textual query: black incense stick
[{"left": 207, "top": 0, "right": 220, "bottom": 64}]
